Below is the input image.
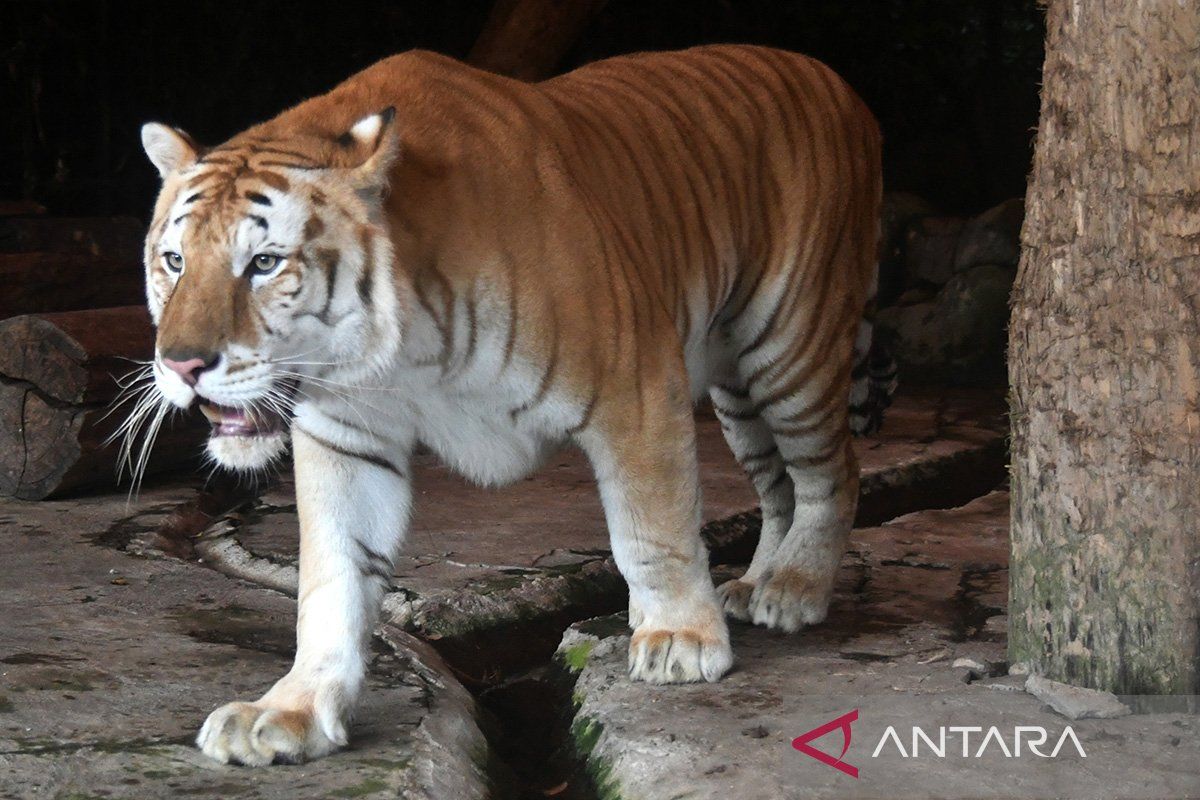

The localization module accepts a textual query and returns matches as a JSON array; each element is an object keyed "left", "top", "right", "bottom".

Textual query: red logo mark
[{"left": 792, "top": 709, "right": 859, "bottom": 778}]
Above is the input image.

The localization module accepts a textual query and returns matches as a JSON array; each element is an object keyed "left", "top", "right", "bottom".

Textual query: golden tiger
[{"left": 137, "top": 44, "right": 887, "bottom": 766}]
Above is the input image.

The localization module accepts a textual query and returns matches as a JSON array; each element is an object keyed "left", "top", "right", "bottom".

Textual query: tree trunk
[
  {"left": 1009, "top": 1, "right": 1200, "bottom": 694},
  {"left": 468, "top": 0, "right": 608, "bottom": 81}
]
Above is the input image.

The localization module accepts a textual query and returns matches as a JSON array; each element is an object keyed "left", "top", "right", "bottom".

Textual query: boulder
[
  {"left": 879, "top": 191, "right": 936, "bottom": 305},
  {"left": 876, "top": 263, "right": 1014, "bottom": 385},
  {"left": 1025, "top": 675, "right": 1132, "bottom": 721},
  {"left": 904, "top": 215, "right": 965, "bottom": 286},
  {"left": 954, "top": 197, "right": 1025, "bottom": 272}
]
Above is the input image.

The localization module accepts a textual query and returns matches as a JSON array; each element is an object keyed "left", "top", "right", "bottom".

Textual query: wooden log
[
  {"left": 468, "top": 0, "right": 609, "bottom": 81},
  {"left": 0, "top": 307, "right": 208, "bottom": 500},
  {"left": 0, "top": 252, "right": 146, "bottom": 319},
  {"left": 0, "top": 201, "right": 46, "bottom": 217},
  {"left": 0, "top": 215, "right": 144, "bottom": 258}
]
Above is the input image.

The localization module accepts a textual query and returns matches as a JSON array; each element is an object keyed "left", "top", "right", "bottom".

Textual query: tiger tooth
[{"left": 199, "top": 403, "right": 223, "bottom": 424}]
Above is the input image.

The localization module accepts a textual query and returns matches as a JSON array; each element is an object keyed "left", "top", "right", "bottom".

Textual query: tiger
[{"left": 136, "top": 44, "right": 888, "bottom": 766}]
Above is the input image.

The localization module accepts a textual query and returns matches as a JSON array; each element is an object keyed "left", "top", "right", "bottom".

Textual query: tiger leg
[
  {"left": 197, "top": 425, "right": 412, "bottom": 765},
  {"left": 748, "top": 359, "right": 859, "bottom": 633},
  {"left": 708, "top": 382, "right": 796, "bottom": 621},
  {"left": 580, "top": 372, "right": 732, "bottom": 684}
]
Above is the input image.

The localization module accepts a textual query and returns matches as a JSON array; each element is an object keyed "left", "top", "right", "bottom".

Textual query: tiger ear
[
  {"left": 141, "top": 123, "right": 200, "bottom": 178},
  {"left": 344, "top": 107, "right": 399, "bottom": 189}
]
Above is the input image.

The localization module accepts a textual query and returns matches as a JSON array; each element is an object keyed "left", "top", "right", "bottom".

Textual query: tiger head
[{"left": 137, "top": 109, "right": 401, "bottom": 473}]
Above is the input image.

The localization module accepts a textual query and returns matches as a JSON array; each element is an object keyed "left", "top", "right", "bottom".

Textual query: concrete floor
[{"left": 4, "top": 388, "right": 1191, "bottom": 799}]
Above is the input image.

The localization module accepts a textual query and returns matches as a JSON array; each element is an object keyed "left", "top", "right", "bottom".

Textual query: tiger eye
[{"left": 248, "top": 253, "right": 282, "bottom": 276}]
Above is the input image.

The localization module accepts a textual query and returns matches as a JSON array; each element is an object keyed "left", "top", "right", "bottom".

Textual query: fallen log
[
  {"left": 0, "top": 201, "right": 46, "bottom": 217},
  {"left": 0, "top": 215, "right": 144, "bottom": 258},
  {"left": 0, "top": 306, "right": 208, "bottom": 500},
  {"left": 0, "top": 252, "right": 146, "bottom": 319}
]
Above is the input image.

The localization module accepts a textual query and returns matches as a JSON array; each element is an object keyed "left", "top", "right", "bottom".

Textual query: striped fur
[{"left": 141, "top": 46, "right": 884, "bottom": 766}]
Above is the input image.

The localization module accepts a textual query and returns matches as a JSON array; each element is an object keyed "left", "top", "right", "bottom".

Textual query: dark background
[{"left": 2, "top": 0, "right": 1044, "bottom": 219}]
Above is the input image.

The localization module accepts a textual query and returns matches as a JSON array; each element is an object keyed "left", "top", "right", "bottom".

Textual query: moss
[
  {"left": 329, "top": 778, "right": 389, "bottom": 798},
  {"left": 353, "top": 756, "right": 411, "bottom": 771},
  {"left": 570, "top": 716, "right": 604, "bottom": 758},
  {"left": 562, "top": 641, "right": 595, "bottom": 672},
  {"left": 571, "top": 716, "right": 624, "bottom": 800},
  {"left": 0, "top": 694, "right": 13, "bottom": 712}
]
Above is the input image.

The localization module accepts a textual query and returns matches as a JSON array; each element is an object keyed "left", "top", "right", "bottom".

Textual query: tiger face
[{"left": 140, "top": 110, "right": 401, "bottom": 472}]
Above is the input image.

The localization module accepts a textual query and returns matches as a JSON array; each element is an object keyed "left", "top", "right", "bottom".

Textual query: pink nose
[{"left": 161, "top": 356, "right": 210, "bottom": 386}]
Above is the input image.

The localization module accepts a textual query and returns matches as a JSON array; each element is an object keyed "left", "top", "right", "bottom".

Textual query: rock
[
  {"left": 905, "top": 216, "right": 965, "bottom": 285},
  {"left": 1009, "top": 660, "right": 1031, "bottom": 676},
  {"left": 879, "top": 191, "right": 936, "bottom": 305},
  {"left": 1025, "top": 675, "right": 1133, "bottom": 720},
  {"left": 894, "top": 285, "right": 938, "bottom": 306},
  {"left": 876, "top": 264, "right": 1014, "bottom": 385},
  {"left": 976, "top": 675, "right": 1029, "bottom": 692},
  {"left": 554, "top": 495, "right": 1197, "bottom": 798},
  {"left": 0, "top": 491, "right": 492, "bottom": 800},
  {"left": 952, "top": 657, "right": 987, "bottom": 672},
  {"left": 881, "top": 191, "right": 937, "bottom": 257},
  {"left": 954, "top": 198, "right": 1024, "bottom": 272}
]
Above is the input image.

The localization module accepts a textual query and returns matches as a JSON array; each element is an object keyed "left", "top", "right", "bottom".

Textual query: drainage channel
[{"left": 447, "top": 633, "right": 610, "bottom": 800}]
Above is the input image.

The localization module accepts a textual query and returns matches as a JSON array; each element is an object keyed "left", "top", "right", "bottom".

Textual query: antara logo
[
  {"left": 792, "top": 709, "right": 860, "bottom": 778},
  {"left": 793, "top": 710, "right": 1087, "bottom": 778}
]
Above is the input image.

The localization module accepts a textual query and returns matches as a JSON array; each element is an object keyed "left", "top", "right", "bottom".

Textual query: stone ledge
[
  {"left": 553, "top": 492, "right": 1200, "bottom": 799},
  {"left": 0, "top": 500, "right": 491, "bottom": 800}
]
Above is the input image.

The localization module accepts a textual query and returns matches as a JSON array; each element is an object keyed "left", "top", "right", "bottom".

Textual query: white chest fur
[{"left": 400, "top": 369, "right": 566, "bottom": 486}]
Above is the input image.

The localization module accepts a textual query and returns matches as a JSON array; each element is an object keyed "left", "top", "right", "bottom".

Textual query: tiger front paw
[
  {"left": 627, "top": 601, "right": 732, "bottom": 684},
  {"left": 715, "top": 578, "right": 755, "bottom": 622},
  {"left": 196, "top": 691, "right": 347, "bottom": 766},
  {"left": 748, "top": 566, "right": 834, "bottom": 633}
]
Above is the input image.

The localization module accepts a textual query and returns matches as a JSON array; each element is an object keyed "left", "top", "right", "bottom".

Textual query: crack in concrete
[{"left": 0, "top": 734, "right": 193, "bottom": 757}]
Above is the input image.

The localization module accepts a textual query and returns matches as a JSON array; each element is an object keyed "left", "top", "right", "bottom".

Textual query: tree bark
[
  {"left": 468, "top": 0, "right": 608, "bottom": 81},
  {"left": 1009, "top": 1, "right": 1200, "bottom": 694},
  {"left": 0, "top": 307, "right": 207, "bottom": 500}
]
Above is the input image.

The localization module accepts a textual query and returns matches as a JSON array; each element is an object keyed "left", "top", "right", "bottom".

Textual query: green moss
[
  {"left": 0, "top": 694, "right": 13, "bottom": 712},
  {"left": 570, "top": 716, "right": 604, "bottom": 758},
  {"left": 571, "top": 716, "right": 624, "bottom": 800},
  {"left": 329, "top": 778, "right": 389, "bottom": 798},
  {"left": 353, "top": 756, "right": 411, "bottom": 771},
  {"left": 562, "top": 641, "right": 595, "bottom": 672}
]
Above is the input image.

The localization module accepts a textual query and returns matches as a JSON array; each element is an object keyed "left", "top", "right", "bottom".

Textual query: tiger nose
[{"left": 161, "top": 352, "right": 218, "bottom": 386}]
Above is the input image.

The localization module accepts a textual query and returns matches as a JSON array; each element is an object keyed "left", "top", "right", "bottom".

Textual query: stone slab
[
  {"left": 0, "top": 496, "right": 490, "bottom": 800},
  {"left": 556, "top": 493, "right": 1200, "bottom": 800}
]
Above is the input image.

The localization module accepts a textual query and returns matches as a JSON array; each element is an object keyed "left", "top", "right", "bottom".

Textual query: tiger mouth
[
  {"left": 197, "top": 381, "right": 296, "bottom": 438},
  {"left": 198, "top": 402, "right": 288, "bottom": 438}
]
